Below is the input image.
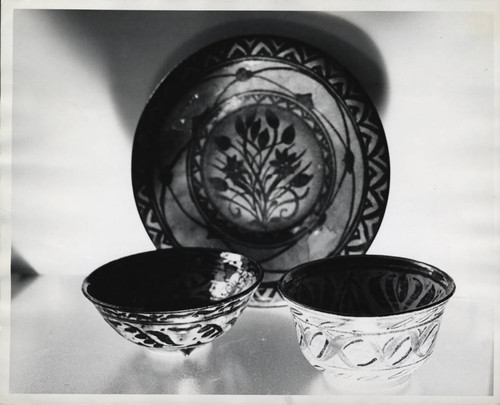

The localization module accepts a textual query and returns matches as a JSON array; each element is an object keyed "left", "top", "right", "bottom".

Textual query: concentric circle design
[
  {"left": 132, "top": 35, "right": 390, "bottom": 307},
  {"left": 188, "top": 91, "right": 335, "bottom": 248}
]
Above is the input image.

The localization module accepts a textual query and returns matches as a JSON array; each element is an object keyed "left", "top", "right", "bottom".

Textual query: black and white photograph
[{"left": 0, "top": 1, "right": 498, "bottom": 404}]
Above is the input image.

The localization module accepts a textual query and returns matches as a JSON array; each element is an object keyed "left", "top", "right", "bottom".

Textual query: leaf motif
[
  {"left": 198, "top": 324, "right": 223, "bottom": 338},
  {"left": 281, "top": 124, "right": 295, "bottom": 144},
  {"left": 274, "top": 148, "right": 284, "bottom": 161},
  {"left": 148, "top": 330, "right": 177, "bottom": 345},
  {"left": 265, "top": 109, "right": 279, "bottom": 129},
  {"left": 250, "top": 119, "right": 261, "bottom": 141},
  {"left": 209, "top": 177, "right": 229, "bottom": 192},
  {"left": 235, "top": 116, "right": 245, "bottom": 136},
  {"left": 258, "top": 128, "right": 270, "bottom": 149},
  {"left": 290, "top": 173, "right": 312, "bottom": 188},
  {"left": 214, "top": 135, "right": 231, "bottom": 151},
  {"left": 245, "top": 109, "right": 257, "bottom": 127}
]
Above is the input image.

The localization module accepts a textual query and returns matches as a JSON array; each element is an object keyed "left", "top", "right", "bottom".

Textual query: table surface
[{"left": 8, "top": 275, "right": 493, "bottom": 396}]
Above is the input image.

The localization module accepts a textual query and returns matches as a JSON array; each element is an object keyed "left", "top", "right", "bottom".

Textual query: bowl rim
[
  {"left": 82, "top": 247, "right": 264, "bottom": 314},
  {"left": 277, "top": 254, "right": 456, "bottom": 318}
]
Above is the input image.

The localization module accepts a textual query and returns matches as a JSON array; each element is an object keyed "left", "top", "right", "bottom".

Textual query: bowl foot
[{"left": 145, "top": 343, "right": 211, "bottom": 358}]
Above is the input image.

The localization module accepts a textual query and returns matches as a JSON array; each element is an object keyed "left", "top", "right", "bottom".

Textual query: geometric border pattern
[{"left": 131, "top": 35, "right": 390, "bottom": 304}]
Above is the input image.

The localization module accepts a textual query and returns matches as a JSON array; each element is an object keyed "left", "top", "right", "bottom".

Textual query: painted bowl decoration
[
  {"left": 277, "top": 255, "right": 456, "bottom": 391},
  {"left": 82, "top": 248, "right": 263, "bottom": 355},
  {"left": 132, "top": 35, "right": 390, "bottom": 307}
]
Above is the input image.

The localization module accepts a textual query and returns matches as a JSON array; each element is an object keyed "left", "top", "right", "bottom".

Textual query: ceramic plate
[{"left": 132, "top": 35, "right": 390, "bottom": 307}]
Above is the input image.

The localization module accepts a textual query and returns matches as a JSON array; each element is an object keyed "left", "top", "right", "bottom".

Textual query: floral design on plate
[
  {"left": 188, "top": 91, "right": 335, "bottom": 248},
  {"left": 132, "top": 36, "right": 390, "bottom": 306}
]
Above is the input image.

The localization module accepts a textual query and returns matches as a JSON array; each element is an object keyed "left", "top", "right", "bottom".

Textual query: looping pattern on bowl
[
  {"left": 288, "top": 301, "right": 448, "bottom": 382},
  {"left": 94, "top": 293, "right": 253, "bottom": 351},
  {"left": 278, "top": 255, "right": 456, "bottom": 386}
]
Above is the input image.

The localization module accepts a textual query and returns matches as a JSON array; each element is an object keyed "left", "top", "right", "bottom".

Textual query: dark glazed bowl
[
  {"left": 278, "top": 255, "right": 455, "bottom": 391},
  {"left": 82, "top": 248, "right": 263, "bottom": 356}
]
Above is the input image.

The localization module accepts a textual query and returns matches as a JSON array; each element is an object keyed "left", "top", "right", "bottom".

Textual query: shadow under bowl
[
  {"left": 277, "top": 254, "right": 456, "bottom": 391},
  {"left": 82, "top": 248, "right": 263, "bottom": 355}
]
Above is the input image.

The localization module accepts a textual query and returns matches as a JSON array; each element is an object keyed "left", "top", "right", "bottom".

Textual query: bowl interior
[
  {"left": 279, "top": 255, "right": 455, "bottom": 317},
  {"left": 83, "top": 249, "right": 262, "bottom": 312}
]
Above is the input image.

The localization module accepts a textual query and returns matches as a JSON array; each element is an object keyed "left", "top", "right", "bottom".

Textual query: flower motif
[
  {"left": 269, "top": 148, "right": 301, "bottom": 178},
  {"left": 208, "top": 107, "right": 313, "bottom": 227},
  {"left": 223, "top": 154, "right": 246, "bottom": 183}
]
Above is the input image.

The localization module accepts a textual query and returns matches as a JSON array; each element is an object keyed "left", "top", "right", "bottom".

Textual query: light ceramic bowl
[
  {"left": 277, "top": 255, "right": 456, "bottom": 391},
  {"left": 82, "top": 248, "right": 263, "bottom": 356}
]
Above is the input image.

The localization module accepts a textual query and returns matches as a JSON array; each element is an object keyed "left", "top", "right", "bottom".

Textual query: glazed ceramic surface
[
  {"left": 132, "top": 35, "right": 390, "bottom": 307},
  {"left": 277, "top": 255, "right": 456, "bottom": 391},
  {"left": 82, "top": 249, "right": 263, "bottom": 355}
]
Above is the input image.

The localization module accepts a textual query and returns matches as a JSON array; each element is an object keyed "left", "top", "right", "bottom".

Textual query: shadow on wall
[
  {"left": 11, "top": 247, "right": 38, "bottom": 298},
  {"left": 49, "top": 10, "right": 388, "bottom": 137}
]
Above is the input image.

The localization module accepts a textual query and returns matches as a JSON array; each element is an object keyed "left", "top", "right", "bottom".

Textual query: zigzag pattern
[
  {"left": 132, "top": 36, "right": 389, "bottom": 264},
  {"left": 198, "top": 36, "right": 388, "bottom": 256},
  {"left": 135, "top": 185, "right": 172, "bottom": 248}
]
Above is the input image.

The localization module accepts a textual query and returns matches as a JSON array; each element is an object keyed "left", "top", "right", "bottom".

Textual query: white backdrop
[{"left": 8, "top": 10, "right": 497, "bottom": 301}]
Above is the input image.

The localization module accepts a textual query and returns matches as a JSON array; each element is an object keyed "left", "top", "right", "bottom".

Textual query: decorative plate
[{"left": 132, "top": 35, "right": 390, "bottom": 307}]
